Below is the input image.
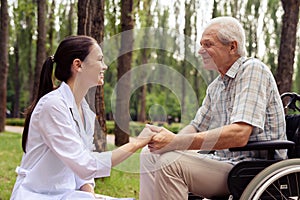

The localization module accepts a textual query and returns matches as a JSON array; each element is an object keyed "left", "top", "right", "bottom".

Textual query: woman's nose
[{"left": 102, "top": 62, "right": 108, "bottom": 71}]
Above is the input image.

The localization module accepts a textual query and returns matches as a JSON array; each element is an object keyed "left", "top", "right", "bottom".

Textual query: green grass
[
  {"left": 0, "top": 132, "right": 23, "bottom": 200},
  {"left": 0, "top": 132, "right": 141, "bottom": 200}
]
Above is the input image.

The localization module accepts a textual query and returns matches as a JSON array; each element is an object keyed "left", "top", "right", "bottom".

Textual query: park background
[{"left": 0, "top": 0, "right": 300, "bottom": 199}]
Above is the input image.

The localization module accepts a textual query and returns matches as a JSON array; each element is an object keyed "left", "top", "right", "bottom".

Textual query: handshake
[{"left": 136, "top": 124, "right": 192, "bottom": 154}]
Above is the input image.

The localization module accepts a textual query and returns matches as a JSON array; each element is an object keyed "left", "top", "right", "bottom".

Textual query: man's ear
[
  {"left": 229, "top": 41, "right": 238, "bottom": 54},
  {"left": 72, "top": 58, "right": 82, "bottom": 72}
]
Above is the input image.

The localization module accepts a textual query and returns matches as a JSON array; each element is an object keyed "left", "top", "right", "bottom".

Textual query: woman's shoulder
[{"left": 35, "top": 90, "right": 68, "bottom": 113}]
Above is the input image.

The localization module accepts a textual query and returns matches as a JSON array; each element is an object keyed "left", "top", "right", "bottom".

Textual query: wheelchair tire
[{"left": 240, "top": 158, "right": 300, "bottom": 200}]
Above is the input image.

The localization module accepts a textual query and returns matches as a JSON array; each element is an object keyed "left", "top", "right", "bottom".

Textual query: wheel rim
[{"left": 252, "top": 166, "right": 300, "bottom": 199}]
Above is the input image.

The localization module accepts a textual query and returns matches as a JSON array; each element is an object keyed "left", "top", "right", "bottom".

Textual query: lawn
[{"left": 0, "top": 131, "right": 141, "bottom": 200}]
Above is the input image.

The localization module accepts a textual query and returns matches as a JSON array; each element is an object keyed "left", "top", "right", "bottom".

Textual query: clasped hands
[{"left": 137, "top": 124, "right": 178, "bottom": 154}]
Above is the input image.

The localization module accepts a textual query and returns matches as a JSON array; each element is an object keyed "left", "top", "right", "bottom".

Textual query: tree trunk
[
  {"left": 26, "top": 8, "right": 34, "bottom": 109},
  {"left": 114, "top": 0, "right": 134, "bottom": 146},
  {"left": 47, "top": 0, "right": 55, "bottom": 55},
  {"left": 78, "top": 0, "right": 107, "bottom": 152},
  {"left": 68, "top": 2, "right": 75, "bottom": 35},
  {"left": 275, "top": 0, "right": 300, "bottom": 94},
  {"left": 31, "top": 0, "right": 47, "bottom": 103},
  {"left": 0, "top": 0, "right": 9, "bottom": 132},
  {"left": 182, "top": 0, "right": 193, "bottom": 123},
  {"left": 77, "top": 0, "right": 88, "bottom": 35},
  {"left": 91, "top": 0, "right": 106, "bottom": 152},
  {"left": 13, "top": 43, "right": 20, "bottom": 118},
  {"left": 137, "top": 0, "right": 152, "bottom": 123}
]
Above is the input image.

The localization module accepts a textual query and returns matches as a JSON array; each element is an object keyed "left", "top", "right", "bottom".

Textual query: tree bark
[
  {"left": 31, "top": 0, "right": 47, "bottom": 103},
  {"left": 91, "top": 0, "right": 106, "bottom": 152},
  {"left": 275, "top": 0, "right": 300, "bottom": 94},
  {"left": 78, "top": 0, "right": 107, "bottom": 152},
  {"left": 0, "top": 0, "right": 9, "bottom": 132},
  {"left": 114, "top": 0, "right": 134, "bottom": 146},
  {"left": 13, "top": 43, "right": 20, "bottom": 118},
  {"left": 137, "top": 1, "right": 152, "bottom": 122}
]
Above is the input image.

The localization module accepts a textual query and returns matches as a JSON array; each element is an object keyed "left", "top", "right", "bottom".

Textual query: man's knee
[{"left": 155, "top": 151, "right": 182, "bottom": 171}]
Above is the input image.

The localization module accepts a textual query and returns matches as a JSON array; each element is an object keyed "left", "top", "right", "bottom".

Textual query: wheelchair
[{"left": 189, "top": 92, "right": 300, "bottom": 200}]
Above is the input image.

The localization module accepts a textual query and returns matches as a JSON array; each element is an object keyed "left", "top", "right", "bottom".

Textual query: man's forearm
[{"left": 178, "top": 124, "right": 198, "bottom": 135}]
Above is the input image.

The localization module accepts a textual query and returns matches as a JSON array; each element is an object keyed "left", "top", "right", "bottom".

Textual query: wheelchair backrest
[{"left": 281, "top": 92, "right": 300, "bottom": 158}]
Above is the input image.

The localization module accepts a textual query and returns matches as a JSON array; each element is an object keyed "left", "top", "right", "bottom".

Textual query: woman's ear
[{"left": 72, "top": 58, "right": 82, "bottom": 72}]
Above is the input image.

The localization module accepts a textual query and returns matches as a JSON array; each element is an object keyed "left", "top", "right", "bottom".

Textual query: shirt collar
[
  {"left": 225, "top": 56, "right": 247, "bottom": 79},
  {"left": 58, "top": 82, "right": 76, "bottom": 109}
]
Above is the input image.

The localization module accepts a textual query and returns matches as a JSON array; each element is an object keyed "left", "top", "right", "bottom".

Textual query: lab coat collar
[{"left": 58, "top": 82, "right": 76, "bottom": 110}]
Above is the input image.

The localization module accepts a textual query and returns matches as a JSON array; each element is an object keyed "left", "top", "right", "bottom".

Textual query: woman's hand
[
  {"left": 135, "top": 127, "right": 155, "bottom": 149},
  {"left": 79, "top": 183, "right": 95, "bottom": 194},
  {"left": 146, "top": 124, "right": 176, "bottom": 153}
]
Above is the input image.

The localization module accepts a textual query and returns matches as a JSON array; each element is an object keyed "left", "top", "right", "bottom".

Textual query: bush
[
  {"left": 5, "top": 118, "right": 185, "bottom": 135},
  {"left": 106, "top": 121, "right": 184, "bottom": 136},
  {"left": 5, "top": 118, "right": 25, "bottom": 126}
]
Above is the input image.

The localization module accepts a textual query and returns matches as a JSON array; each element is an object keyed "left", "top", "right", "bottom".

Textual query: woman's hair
[
  {"left": 206, "top": 16, "right": 247, "bottom": 57},
  {"left": 22, "top": 35, "right": 97, "bottom": 152}
]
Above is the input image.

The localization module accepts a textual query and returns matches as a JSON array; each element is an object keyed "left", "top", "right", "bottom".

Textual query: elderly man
[{"left": 139, "top": 16, "right": 286, "bottom": 200}]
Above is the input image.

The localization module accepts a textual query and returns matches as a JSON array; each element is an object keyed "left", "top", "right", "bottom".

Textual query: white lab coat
[{"left": 11, "top": 82, "right": 112, "bottom": 200}]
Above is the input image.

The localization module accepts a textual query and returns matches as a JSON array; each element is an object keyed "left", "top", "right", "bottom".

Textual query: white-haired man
[{"left": 139, "top": 16, "right": 287, "bottom": 199}]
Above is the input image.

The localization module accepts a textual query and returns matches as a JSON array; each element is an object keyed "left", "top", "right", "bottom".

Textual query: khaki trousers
[{"left": 139, "top": 148, "right": 233, "bottom": 200}]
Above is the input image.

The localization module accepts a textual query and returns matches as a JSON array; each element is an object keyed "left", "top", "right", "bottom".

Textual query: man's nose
[{"left": 198, "top": 47, "right": 206, "bottom": 55}]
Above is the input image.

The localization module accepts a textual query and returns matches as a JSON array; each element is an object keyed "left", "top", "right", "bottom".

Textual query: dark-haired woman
[{"left": 11, "top": 35, "right": 153, "bottom": 200}]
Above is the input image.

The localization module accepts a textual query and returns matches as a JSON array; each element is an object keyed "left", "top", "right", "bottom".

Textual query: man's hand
[{"left": 146, "top": 124, "right": 176, "bottom": 153}]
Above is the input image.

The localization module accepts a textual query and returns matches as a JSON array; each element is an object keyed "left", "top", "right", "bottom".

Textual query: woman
[{"left": 11, "top": 35, "right": 153, "bottom": 200}]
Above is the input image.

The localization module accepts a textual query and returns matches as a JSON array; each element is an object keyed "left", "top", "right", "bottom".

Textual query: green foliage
[
  {"left": 5, "top": 0, "right": 300, "bottom": 127},
  {"left": 5, "top": 118, "right": 25, "bottom": 126},
  {"left": 107, "top": 120, "right": 184, "bottom": 136},
  {"left": 292, "top": 53, "right": 300, "bottom": 93}
]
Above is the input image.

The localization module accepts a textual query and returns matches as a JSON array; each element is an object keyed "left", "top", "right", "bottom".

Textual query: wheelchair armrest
[
  {"left": 229, "top": 140, "right": 294, "bottom": 151},
  {"left": 229, "top": 140, "right": 295, "bottom": 160}
]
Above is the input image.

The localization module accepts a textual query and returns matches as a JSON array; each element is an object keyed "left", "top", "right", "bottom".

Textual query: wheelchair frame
[{"left": 188, "top": 92, "right": 300, "bottom": 200}]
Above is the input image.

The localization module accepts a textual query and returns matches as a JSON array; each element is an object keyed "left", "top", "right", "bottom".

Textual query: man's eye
[{"left": 203, "top": 43, "right": 211, "bottom": 48}]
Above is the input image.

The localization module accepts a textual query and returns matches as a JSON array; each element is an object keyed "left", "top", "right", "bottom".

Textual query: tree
[
  {"left": 0, "top": 0, "right": 9, "bottom": 132},
  {"left": 275, "top": 0, "right": 300, "bottom": 94},
  {"left": 31, "top": 0, "right": 47, "bottom": 103},
  {"left": 182, "top": 0, "right": 193, "bottom": 121},
  {"left": 90, "top": 0, "right": 106, "bottom": 152},
  {"left": 114, "top": 0, "right": 134, "bottom": 146},
  {"left": 78, "top": 0, "right": 107, "bottom": 152},
  {"left": 137, "top": 0, "right": 152, "bottom": 122}
]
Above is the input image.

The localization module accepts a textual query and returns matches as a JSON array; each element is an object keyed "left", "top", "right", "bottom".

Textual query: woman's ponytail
[{"left": 22, "top": 56, "right": 55, "bottom": 153}]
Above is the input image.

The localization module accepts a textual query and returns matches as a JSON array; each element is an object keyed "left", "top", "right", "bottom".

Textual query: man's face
[{"left": 199, "top": 25, "right": 232, "bottom": 72}]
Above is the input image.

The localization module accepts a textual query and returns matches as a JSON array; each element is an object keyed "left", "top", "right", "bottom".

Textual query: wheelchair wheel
[{"left": 240, "top": 159, "right": 300, "bottom": 200}]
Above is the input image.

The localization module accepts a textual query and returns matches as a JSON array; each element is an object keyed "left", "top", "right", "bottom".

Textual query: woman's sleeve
[{"left": 36, "top": 97, "right": 112, "bottom": 180}]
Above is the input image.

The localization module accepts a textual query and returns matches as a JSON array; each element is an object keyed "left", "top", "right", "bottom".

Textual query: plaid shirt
[{"left": 191, "top": 57, "right": 287, "bottom": 163}]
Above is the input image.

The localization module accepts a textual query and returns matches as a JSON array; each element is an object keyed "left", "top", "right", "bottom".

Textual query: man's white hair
[{"left": 205, "top": 16, "right": 247, "bottom": 57}]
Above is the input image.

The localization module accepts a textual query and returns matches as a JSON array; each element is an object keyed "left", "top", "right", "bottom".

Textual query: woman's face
[{"left": 81, "top": 44, "right": 108, "bottom": 87}]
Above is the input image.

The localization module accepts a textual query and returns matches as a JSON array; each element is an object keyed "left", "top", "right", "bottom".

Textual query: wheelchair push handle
[{"left": 280, "top": 92, "right": 300, "bottom": 112}]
